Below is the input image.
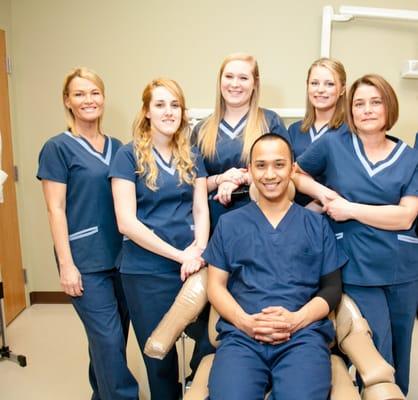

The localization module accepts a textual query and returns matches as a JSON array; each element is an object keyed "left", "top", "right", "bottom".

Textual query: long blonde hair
[
  {"left": 197, "top": 53, "right": 268, "bottom": 162},
  {"left": 132, "top": 78, "right": 195, "bottom": 191},
  {"left": 301, "top": 57, "right": 346, "bottom": 132},
  {"left": 62, "top": 67, "right": 105, "bottom": 136}
]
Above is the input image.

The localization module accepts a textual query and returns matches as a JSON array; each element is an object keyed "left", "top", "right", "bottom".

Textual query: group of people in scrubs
[{"left": 37, "top": 52, "right": 418, "bottom": 400}]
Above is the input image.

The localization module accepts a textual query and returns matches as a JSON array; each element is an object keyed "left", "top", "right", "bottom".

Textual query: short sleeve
[
  {"left": 297, "top": 134, "right": 329, "bottom": 177},
  {"left": 192, "top": 147, "right": 208, "bottom": 178},
  {"left": 108, "top": 144, "right": 137, "bottom": 182},
  {"left": 287, "top": 121, "right": 301, "bottom": 158},
  {"left": 287, "top": 121, "right": 298, "bottom": 148},
  {"left": 320, "top": 217, "right": 348, "bottom": 276},
  {"left": 37, "top": 139, "right": 68, "bottom": 183},
  {"left": 111, "top": 137, "right": 123, "bottom": 152},
  {"left": 402, "top": 163, "right": 418, "bottom": 198},
  {"left": 202, "top": 218, "right": 229, "bottom": 272},
  {"left": 190, "top": 120, "right": 204, "bottom": 147},
  {"left": 266, "top": 110, "right": 290, "bottom": 143}
]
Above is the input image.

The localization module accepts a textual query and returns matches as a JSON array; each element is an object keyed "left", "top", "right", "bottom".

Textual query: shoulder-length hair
[
  {"left": 301, "top": 57, "right": 346, "bottom": 132},
  {"left": 62, "top": 67, "right": 105, "bottom": 136},
  {"left": 197, "top": 53, "right": 268, "bottom": 162},
  {"left": 132, "top": 78, "right": 195, "bottom": 191},
  {"left": 346, "top": 74, "right": 398, "bottom": 134}
]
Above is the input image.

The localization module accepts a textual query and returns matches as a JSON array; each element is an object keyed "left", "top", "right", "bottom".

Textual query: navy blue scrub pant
[
  {"left": 121, "top": 271, "right": 215, "bottom": 400},
  {"left": 344, "top": 281, "right": 418, "bottom": 396},
  {"left": 71, "top": 269, "right": 139, "bottom": 400},
  {"left": 208, "top": 320, "right": 334, "bottom": 400}
]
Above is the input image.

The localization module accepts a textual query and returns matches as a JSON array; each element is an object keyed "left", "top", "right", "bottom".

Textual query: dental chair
[{"left": 145, "top": 268, "right": 405, "bottom": 400}]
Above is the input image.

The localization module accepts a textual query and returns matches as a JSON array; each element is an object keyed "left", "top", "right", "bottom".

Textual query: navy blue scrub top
[
  {"left": 192, "top": 108, "right": 289, "bottom": 223},
  {"left": 193, "top": 108, "right": 289, "bottom": 176},
  {"left": 203, "top": 202, "right": 347, "bottom": 336},
  {"left": 109, "top": 142, "right": 207, "bottom": 275},
  {"left": 298, "top": 130, "right": 418, "bottom": 286},
  {"left": 37, "top": 131, "right": 123, "bottom": 273},
  {"left": 288, "top": 121, "right": 348, "bottom": 206}
]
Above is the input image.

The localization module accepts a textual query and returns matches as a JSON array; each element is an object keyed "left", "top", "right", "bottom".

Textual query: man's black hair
[{"left": 249, "top": 133, "right": 294, "bottom": 163}]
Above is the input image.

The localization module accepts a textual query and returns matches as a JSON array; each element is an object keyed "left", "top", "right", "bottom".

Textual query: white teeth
[{"left": 264, "top": 183, "right": 278, "bottom": 189}]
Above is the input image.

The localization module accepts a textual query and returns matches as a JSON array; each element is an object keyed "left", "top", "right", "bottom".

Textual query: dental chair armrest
[
  {"left": 335, "top": 295, "right": 400, "bottom": 390},
  {"left": 145, "top": 268, "right": 208, "bottom": 359}
]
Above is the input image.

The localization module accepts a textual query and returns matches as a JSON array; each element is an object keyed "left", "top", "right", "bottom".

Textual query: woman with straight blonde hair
[
  {"left": 193, "top": 53, "right": 289, "bottom": 228},
  {"left": 37, "top": 67, "right": 138, "bottom": 400},
  {"left": 288, "top": 57, "right": 347, "bottom": 207},
  {"left": 110, "top": 78, "right": 213, "bottom": 399}
]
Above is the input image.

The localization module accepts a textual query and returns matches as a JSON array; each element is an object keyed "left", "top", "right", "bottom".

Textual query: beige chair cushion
[
  {"left": 183, "top": 354, "right": 213, "bottom": 400},
  {"left": 335, "top": 295, "right": 397, "bottom": 388},
  {"left": 362, "top": 382, "right": 405, "bottom": 400},
  {"left": 330, "top": 355, "right": 360, "bottom": 400}
]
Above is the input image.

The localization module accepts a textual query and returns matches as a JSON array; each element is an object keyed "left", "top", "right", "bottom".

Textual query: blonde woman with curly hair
[
  {"left": 110, "top": 78, "right": 212, "bottom": 399},
  {"left": 37, "top": 67, "right": 138, "bottom": 400},
  {"left": 192, "top": 53, "right": 289, "bottom": 228}
]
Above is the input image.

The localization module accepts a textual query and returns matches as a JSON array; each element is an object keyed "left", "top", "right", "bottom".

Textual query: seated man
[{"left": 203, "top": 133, "right": 348, "bottom": 400}]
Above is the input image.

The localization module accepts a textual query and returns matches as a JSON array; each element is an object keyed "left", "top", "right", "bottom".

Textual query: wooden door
[{"left": 0, "top": 29, "right": 26, "bottom": 324}]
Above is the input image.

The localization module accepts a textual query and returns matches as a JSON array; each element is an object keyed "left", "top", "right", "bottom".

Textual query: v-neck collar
[
  {"left": 250, "top": 201, "right": 297, "bottom": 233},
  {"left": 351, "top": 133, "right": 407, "bottom": 177},
  {"left": 309, "top": 124, "right": 329, "bottom": 143},
  {"left": 152, "top": 147, "right": 176, "bottom": 175},
  {"left": 219, "top": 114, "right": 248, "bottom": 139},
  {"left": 64, "top": 131, "right": 112, "bottom": 165}
]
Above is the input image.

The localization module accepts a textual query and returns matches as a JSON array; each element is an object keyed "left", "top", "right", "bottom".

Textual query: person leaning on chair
[{"left": 203, "top": 133, "right": 347, "bottom": 400}]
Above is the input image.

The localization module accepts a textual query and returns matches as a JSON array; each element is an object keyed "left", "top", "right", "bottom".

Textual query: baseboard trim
[{"left": 29, "top": 291, "right": 71, "bottom": 304}]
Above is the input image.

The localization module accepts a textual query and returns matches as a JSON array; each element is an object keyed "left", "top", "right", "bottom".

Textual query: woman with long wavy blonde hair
[
  {"left": 193, "top": 53, "right": 289, "bottom": 228},
  {"left": 110, "top": 78, "right": 213, "bottom": 400}
]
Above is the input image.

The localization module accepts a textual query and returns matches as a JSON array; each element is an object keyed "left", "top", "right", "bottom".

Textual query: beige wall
[
  {"left": 0, "top": 0, "right": 11, "bottom": 32},
  {"left": 4, "top": 0, "right": 418, "bottom": 292}
]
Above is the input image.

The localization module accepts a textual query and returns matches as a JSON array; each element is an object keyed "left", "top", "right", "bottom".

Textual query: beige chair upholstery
[
  {"left": 144, "top": 268, "right": 208, "bottom": 360},
  {"left": 145, "top": 273, "right": 405, "bottom": 400},
  {"left": 335, "top": 295, "right": 405, "bottom": 400},
  {"left": 331, "top": 355, "right": 361, "bottom": 400}
]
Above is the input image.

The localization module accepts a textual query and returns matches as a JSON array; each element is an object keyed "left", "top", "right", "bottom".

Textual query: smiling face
[
  {"left": 250, "top": 137, "right": 294, "bottom": 203},
  {"left": 220, "top": 59, "right": 255, "bottom": 109},
  {"left": 307, "top": 65, "right": 342, "bottom": 113},
  {"left": 352, "top": 84, "right": 386, "bottom": 135},
  {"left": 64, "top": 77, "right": 104, "bottom": 125},
  {"left": 146, "top": 85, "right": 182, "bottom": 139}
]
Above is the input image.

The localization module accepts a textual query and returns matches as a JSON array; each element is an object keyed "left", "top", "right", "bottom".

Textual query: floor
[{"left": 0, "top": 304, "right": 417, "bottom": 400}]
